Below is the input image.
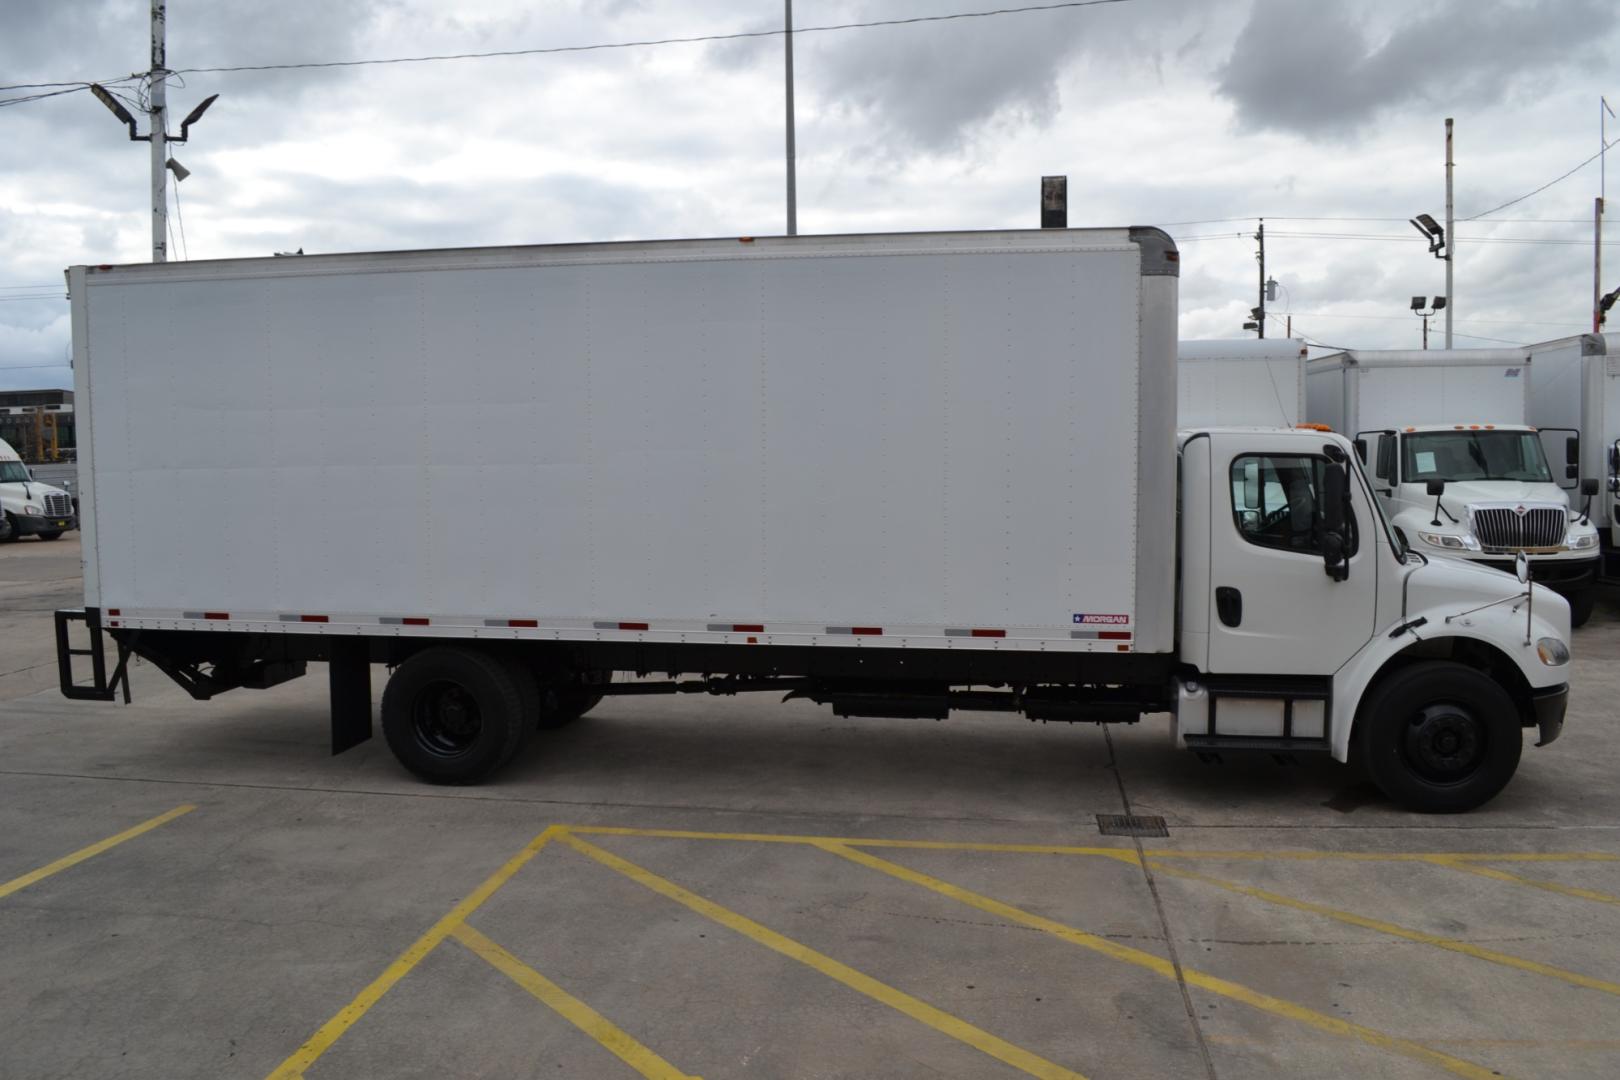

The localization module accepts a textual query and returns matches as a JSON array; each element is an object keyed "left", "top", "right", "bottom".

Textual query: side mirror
[
  {"left": 1353, "top": 438, "right": 1368, "bottom": 464},
  {"left": 1514, "top": 550, "right": 1530, "bottom": 585},
  {"left": 1582, "top": 478, "right": 1600, "bottom": 497},
  {"left": 1566, "top": 435, "right": 1580, "bottom": 467},
  {"left": 1242, "top": 463, "right": 1259, "bottom": 511},
  {"left": 1567, "top": 464, "right": 1580, "bottom": 480},
  {"left": 1322, "top": 462, "right": 1349, "bottom": 581},
  {"left": 1426, "top": 478, "right": 1446, "bottom": 497}
]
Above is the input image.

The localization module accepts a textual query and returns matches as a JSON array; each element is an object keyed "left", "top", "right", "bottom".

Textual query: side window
[{"left": 1229, "top": 454, "right": 1358, "bottom": 557}]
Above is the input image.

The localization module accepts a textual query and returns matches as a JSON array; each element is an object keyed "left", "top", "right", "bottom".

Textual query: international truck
[
  {"left": 1306, "top": 349, "right": 1602, "bottom": 626},
  {"left": 0, "top": 437, "right": 77, "bottom": 541},
  {"left": 1526, "top": 333, "right": 1620, "bottom": 580},
  {"left": 55, "top": 228, "right": 1572, "bottom": 812},
  {"left": 1178, "top": 338, "right": 1308, "bottom": 428}
]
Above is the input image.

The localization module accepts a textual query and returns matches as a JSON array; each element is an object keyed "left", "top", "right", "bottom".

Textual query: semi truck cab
[
  {"left": 1354, "top": 424, "right": 1600, "bottom": 625},
  {"left": 0, "top": 437, "right": 76, "bottom": 541}
]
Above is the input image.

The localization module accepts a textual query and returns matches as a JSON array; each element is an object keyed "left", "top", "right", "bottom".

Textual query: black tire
[
  {"left": 1, "top": 513, "right": 19, "bottom": 542},
  {"left": 1567, "top": 589, "right": 1596, "bottom": 629},
  {"left": 381, "top": 647, "right": 529, "bottom": 784},
  {"left": 537, "top": 669, "right": 612, "bottom": 729},
  {"left": 1355, "top": 661, "right": 1522, "bottom": 814},
  {"left": 36, "top": 531, "right": 63, "bottom": 541}
]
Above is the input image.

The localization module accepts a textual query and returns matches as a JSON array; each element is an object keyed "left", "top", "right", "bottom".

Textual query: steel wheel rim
[
  {"left": 412, "top": 679, "right": 483, "bottom": 758},
  {"left": 1401, "top": 703, "right": 1485, "bottom": 784}
]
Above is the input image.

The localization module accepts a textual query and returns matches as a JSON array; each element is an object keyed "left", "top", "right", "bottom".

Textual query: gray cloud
[{"left": 1217, "top": 0, "right": 1612, "bottom": 136}]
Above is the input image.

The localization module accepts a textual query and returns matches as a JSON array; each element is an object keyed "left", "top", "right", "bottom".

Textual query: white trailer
[
  {"left": 1306, "top": 349, "right": 1601, "bottom": 624},
  {"left": 57, "top": 229, "right": 1573, "bottom": 812},
  {"left": 1526, "top": 333, "right": 1620, "bottom": 578},
  {"left": 1177, "top": 338, "right": 1308, "bottom": 428}
]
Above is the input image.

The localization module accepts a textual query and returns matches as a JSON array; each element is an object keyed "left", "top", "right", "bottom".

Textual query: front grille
[
  {"left": 1470, "top": 505, "right": 1566, "bottom": 551},
  {"left": 43, "top": 493, "right": 72, "bottom": 517}
]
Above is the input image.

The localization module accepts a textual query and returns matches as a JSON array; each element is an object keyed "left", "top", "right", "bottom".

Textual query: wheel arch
[{"left": 1332, "top": 633, "right": 1536, "bottom": 762}]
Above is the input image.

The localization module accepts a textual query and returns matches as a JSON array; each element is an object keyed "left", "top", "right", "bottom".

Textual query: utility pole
[
  {"left": 89, "top": 3, "right": 217, "bottom": 265},
  {"left": 149, "top": 0, "right": 168, "bottom": 261},
  {"left": 784, "top": 0, "right": 797, "bottom": 236},
  {"left": 1597, "top": 97, "right": 1613, "bottom": 333},
  {"left": 1444, "top": 117, "right": 1453, "bottom": 349},
  {"left": 1256, "top": 218, "right": 1266, "bottom": 338}
]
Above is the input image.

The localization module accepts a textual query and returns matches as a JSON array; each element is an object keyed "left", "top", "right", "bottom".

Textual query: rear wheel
[
  {"left": 1355, "top": 661, "right": 1522, "bottom": 813},
  {"left": 381, "top": 647, "right": 528, "bottom": 784}
]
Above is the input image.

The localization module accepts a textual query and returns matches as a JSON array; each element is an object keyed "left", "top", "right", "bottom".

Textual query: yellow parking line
[
  {"left": 558, "top": 831, "right": 1091, "bottom": 1080},
  {"left": 0, "top": 804, "right": 195, "bottom": 901},
  {"left": 561, "top": 825, "right": 1616, "bottom": 865},
  {"left": 816, "top": 842, "right": 1507, "bottom": 1080},
  {"left": 1427, "top": 857, "right": 1620, "bottom": 907},
  {"left": 264, "top": 825, "right": 563, "bottom": 1080},
  {"left": 1148, "top": 860, "right": 1620, "bottom": 998},
  {"left": 451, "top": 923, "right": 702, "bottom": 1080}
]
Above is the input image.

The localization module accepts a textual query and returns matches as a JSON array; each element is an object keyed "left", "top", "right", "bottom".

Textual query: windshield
[
  {"left": 0, "top": 461, "right": 29, "bottom": 484},
  {"left": 1402, "top": 431, "right": 1552, "bottom": 484}
]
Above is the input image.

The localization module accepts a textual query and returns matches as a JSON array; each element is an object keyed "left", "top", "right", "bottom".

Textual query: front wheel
[
  {"left": 1355, "top": 661, "right": 1522, "bottom": 813},
  {"left": 1567, "top": 589, "right": 1596, "bottom": 629},
  {"left": 381, "top": 647, "right": 529, "bottom": 784},
  {"left": 35, "top": 530, "right": 63, "bottom": 541}
]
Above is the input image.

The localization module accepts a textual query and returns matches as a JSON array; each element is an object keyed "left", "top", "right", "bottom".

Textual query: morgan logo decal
[{"left": 1074, "top": 613, "right": 1130, "bottom": 625}]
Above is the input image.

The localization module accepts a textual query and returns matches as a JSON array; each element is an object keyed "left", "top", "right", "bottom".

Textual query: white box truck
[
  {"left": 1527, "top": 333, "right": 1620, "bottom": 580},
  {"left": 1306, "top": 349, "right": 1602, "bottom": 625},
  {"left": 1178, "top": 338, "right": 1308, "bottom": 428},
  {"left": 56, "top": 229, "right": 1573, "bottom": 812}
]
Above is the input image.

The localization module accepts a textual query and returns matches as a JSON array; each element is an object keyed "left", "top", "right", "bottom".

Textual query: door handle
[
  {"left": 1215, "top": 586, "right": 1242, "bottom": 627},
  {"left": 1377, "top": 488, "right": 1392, "bottom": 497}
]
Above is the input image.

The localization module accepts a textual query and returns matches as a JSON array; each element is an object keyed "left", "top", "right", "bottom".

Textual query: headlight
[
  {"left": 21, "top": 504, "right": 41, "bottom": 516},
  {"left": 1568, "top": 533, "right": 1598, "bottom": 550},
  {"left": 1536, "top": 637, "right": 1570, "bottom": 666},
  {"left": 1417, "top": 530, "right": 1475, "bottom": 550}
]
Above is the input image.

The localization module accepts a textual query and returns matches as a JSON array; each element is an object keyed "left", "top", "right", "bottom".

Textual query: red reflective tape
[
  {"left": 733, "top": 624, "right": 765, "bottom": 633},
  {"left": 508, "top": 619, "right": 539, "bottom": 628},
  {"left": 619, "top": 621, "right": 649, "bottom": 631},
  {"left": 1099, "top": 631, "right": 1132, "bottom": 640},
  {"left": 107, "top": 608, "right": 120, "bottom": 616},
  {"left": 403, "top": 617, "right": 430, "bottom": 626},
  {"left": 850, "top": 626, "right": 882, "bottom": 636},
  {"left": 970, "top": 628, "right": 1006, "bottom": 638},
  {"left": 300, "top": 614, "right": 329, "bottom": 623},
  {"left": 204, "top": 612, "right": 230, "bottom": 621}
]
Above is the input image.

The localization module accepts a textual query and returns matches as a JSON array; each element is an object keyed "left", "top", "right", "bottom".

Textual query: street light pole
[
  {"left": 784, "top": 0, "right": 797, "bottom": 236},
  {"left": 1444, "top": 117, "right": 1453, "bottom": 349},
  {"left": 150, "top": 0, "right": 168, "bottom": 262}
]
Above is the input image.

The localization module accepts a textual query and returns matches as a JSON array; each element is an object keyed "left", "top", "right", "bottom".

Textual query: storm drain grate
[{"left": 1096, "top": 814, "right": 1169, "bottom": 838}]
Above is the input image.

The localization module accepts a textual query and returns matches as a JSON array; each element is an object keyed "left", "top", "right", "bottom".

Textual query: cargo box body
[
  {"left": 70, "top": 228, "right": 1179, "bottom": 659},
  {"left": 1177, "top": 338, "right": 1307, "bottom": 428},
  {"left": 1305, "top": 349, "right": 1532, "bottom": 434}
]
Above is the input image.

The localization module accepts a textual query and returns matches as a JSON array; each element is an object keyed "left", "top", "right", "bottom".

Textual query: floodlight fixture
[
  {"left": 166, "top": 157, "right": 190, "bottom": 181},
  {"left": 1411, "top": 296, "right": 1427, "bottom": 311},
  {"left": 1409, "top": 214, "right": 1447, "bottom": 259},
  {"left": 176, "top": 94, "right": 218, "bottom": 142},
  {"left": 89, "top": 83, "right": 141, "bottom": 141},
  {"left": 1431, "top": 296, "right": 1447, "bottom": 311},
  {"left": 1415, "top": 213, "right": 1442, "bottom": 234}
]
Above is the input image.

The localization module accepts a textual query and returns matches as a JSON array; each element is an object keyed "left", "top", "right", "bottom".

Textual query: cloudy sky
[{"left": 1, "top": 0, "right": 1615, "bottom": 389}]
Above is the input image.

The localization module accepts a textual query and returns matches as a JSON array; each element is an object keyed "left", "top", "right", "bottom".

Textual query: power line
[
  {"left": 170, "top": 0, "right": 1134, "bottom": 76},
  {"left": 1463, "top": 146, "right": 1610, "bottom": 221}
]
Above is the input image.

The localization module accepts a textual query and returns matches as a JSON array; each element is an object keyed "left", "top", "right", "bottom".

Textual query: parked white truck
[
  {"left": 1306, "top": 349, "right": 1602, "bottom": 626},
  {"left": 1527, "top": 333, "right": 1620, "bottom": 580},
  {"left": 57, "top": 228, "right": 1571, "bottom": 812},
  {"left": 1178, "top": 338, "right": 1309, "bottom": 428},
  {"left": 0, "top": 437, "right": 77, "bottom": 541}
]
